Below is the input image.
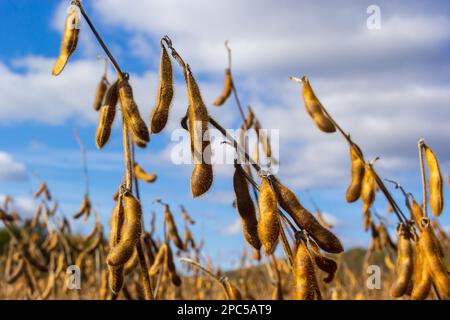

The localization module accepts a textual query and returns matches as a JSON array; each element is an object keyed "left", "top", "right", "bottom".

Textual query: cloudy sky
[{"left": 1, "top": 0, "right": 450, "bottom": 269}]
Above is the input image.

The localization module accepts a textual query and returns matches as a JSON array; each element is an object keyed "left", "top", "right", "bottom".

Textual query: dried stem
[
  {"left": 74, "top": 1, "right": 124, "bottom": 76},
  {"left": 179, "top": 258, "right": 231, "bottom": 299},
  {"left": 418, "top": 139, "right": 428, "bottom": 218}
]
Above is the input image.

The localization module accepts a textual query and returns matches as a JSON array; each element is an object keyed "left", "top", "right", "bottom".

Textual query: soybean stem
[
  {"left": 291, "top": 77, "right": 407, "bottom": 224},
  {"left": 75, "top": 1, "right": 124, "bottom": 76},
  {"left": 418, "top": 139, "right": 428, "bottom": 218}
]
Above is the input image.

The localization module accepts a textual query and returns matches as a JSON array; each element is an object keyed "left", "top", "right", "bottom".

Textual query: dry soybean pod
[
  {"left": 307, "top": 238, "right": 338, "bottom": 283},
  {"left": 223, "top": 279, "right": 242, "bottom": 300},
  {"left": 180, "top": 205, "right": 195, "bottom": 225},
  {"left": 233, "top": 166, "right": 261, "bottom": 250},
  {"left": 52, "top": 6, "right": 79, "bottom": 76},
  {"left": 123, "top": 248, "right": 139, "bottom": 276},
  {"left": 118, "top": 77, "right": 150, "bottom": 145},
  {"left": 93, "top": 76, "right": 109, "bottom": 111},
  {"left": 257, "top": 177, "right": 280, "bottom": 255},
  {"left": 346, "top": 143, "right": 365, "bottom": 203},
  {"left": 164, "top": 204, "right": 184, "bottom": 250},
  {"left": 186, "top": 66, "right": 213, "bottom": 197},
  {"left": 411, "top": 239, "right": 432, "bottom": 300},
  {"left": 73, "top": 194, "right": 91, "bottom": 220},
  {"left": 107, "top": 192, "right": 142, "bottom": 266},
  {"left": 31, "top": 202, "right": 43, "bottom": 228},
  {"left": 150, "top": 42, "right": 174, "bottom": 134},
  {"left": 149, "top": 242, "right": 168, "bottom": 276},
  {"left": 108, "top": 196, "right": 126, "bottom": 295},
  {"left": 361, "top": 164, "right": 376, "bottom": 214},
  {"left": 134, "top": 162, "right": 157, "bottom": 183},
  {"left": 412, "top": 199, "right": 444, "bottom": 257},
  {"left": 294, "top": 237, "right": 319, "bottom": 300},
  {"left": 213, "top": 68, "right": 233, "bottom": 106},
  {"left": 291, "top": 76, "right": 335, "bottom": 133},
  {"left": 390, "top": 224, "right": 414, "bottom": 298},
  {"left": 419, "top": 219, "right": 450, "bottom": 299},
  {"left": 165, "top": 244, "right": 182, "bottom": 287},
  {"left": 271, "top": 178, "right": 343, "bottom": 254},
  {"left": 183, "top": 227, "right": 196, "bottom": 250},
  {"left": 424, "top": 145, "right": 444, "bottom": 216},
  {"left": 95, "top": 80, "right": 118, "bottom": 149},
  {"left": 33, "top": 183, "right": 47, "bottom": 199}
]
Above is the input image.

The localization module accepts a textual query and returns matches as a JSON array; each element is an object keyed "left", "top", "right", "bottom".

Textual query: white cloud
[
  {"left": 0, "top": 152, "right": 27, "bottom": 182},
  {"left": 221, "top": 217, "right": 242, "bottom": 236}
]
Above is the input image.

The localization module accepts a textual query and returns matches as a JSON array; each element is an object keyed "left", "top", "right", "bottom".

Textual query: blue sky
[{"left": 1, "top": 0, "right": 450, "bottom": 269}]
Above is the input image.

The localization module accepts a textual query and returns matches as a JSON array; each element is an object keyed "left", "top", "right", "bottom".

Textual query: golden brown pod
[
  {"left": 271, "top": 178, "right": 343, "bottom": 254},
  {"left": 245, "top": 107, "right": 255, "bottom": 130},
  {"left": 233, "top": 167, "right": 261, "bottom": 250},
  {"left": 390, "top": 225, "right": 414, "bottom": 298},
  {"left": 118, "top": 78, "right": 150, "bottom": 144},
  {"left": 294, "top": 239, "right": 319, "bottom": 300},
  {"left": 186, "top": 67, "right": 213, "bottom": 197},
  {"left": 180, "top": 205, "right": 195, "bottom": 225},
  {"left": 213, "top": 69, "right": 233, "bottom": 106},
  {"left": 73, "top": 193, "right": 91, "bottom": 221},
  {"left": 46, "top": 232, "right": 60, "bottom": 252},
  {"left": 95, "top": 81, "right": 118, "bottom": 149},
  {"left": 33, "top": 183, "right": 47, "bottom": 199},
  {"left": 224, "top": 279, "right": 242, "bottom": 300},
  {"left": 257, "top": 177, "right": 280, "bottom": 255},
  {"left": 164, "top": 204, "right": 184, "bottom": 250},
  {"left": 123, "top": 248, "right": 138, "bottom": 275},
  {"left": 150, "top": 43, "right": 174, "bottom": 134},
  {"left": 308, "top": 239, "right": 338, "bottom": 283},
  {"left": 31, "top": 202, "right": 43, "bottom": 229},
  {"left": 107, "top": 193, "right": 142, "bottom": 266},
  {"left": 361, "top": 165, "right": 376, "bottom": 214},
  {"left": 93, "top": 77, "right": 109, "bottom": 111},
  {"left": 134, "top": 162, "right": 157, "bottom": 183},
  {"left": 411, "top": 240, "right": 432, "bottom": 300},
  {"left": 345, "top": 144, "right": 365, "bottom": 203},
  {"left": 384, "top": 254, "right": 395, "bottom": 272},
  {"left": 420, "top": 220, "right": 450, "bottom": 299},
  {"left": 108, "top": 265, "right": 124, "bottom": 295},
  {"left": 165, "top": 244, "right": 182, "bottom": 287},
  {"left": 425, "top": 145, "right": 444, "bottom": 216},
  {"left": 52, "top": 6, "right": 79, "bottom": 76},
  {"left": 299, "top": 76, "right": 335, "bottom": 133},
  {"left": 183, "top": 227, "right": 196, "bottom": 250},
  {"left": 149, "top": 242, "right": 168, "bottom": 276},
  {"left": 410, "top": 197, "right": 424, "bottom": 225}
]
